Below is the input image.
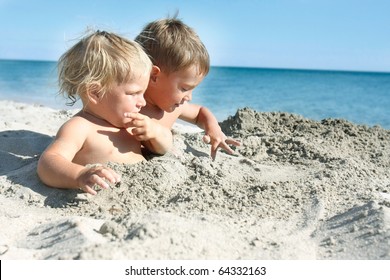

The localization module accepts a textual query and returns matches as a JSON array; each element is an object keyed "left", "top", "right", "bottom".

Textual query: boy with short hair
[
  {"left": 136, "top": 17, "right": 240, "bottom": 160},
  {"left": 37, "top": 30, "right": 172, "bottom": 195}
]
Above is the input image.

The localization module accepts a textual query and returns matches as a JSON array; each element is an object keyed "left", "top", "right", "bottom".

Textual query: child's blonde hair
[
  {"left": 135, "top": 17, "right": 210, "bottom": 76},
  {"left": 58, "top": 30, "right": 152, "bottom": 105}
]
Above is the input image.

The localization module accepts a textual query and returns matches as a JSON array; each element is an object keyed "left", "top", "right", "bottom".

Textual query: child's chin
[{"left": 167, "top": 104, "right": 180, "bottom": 112}]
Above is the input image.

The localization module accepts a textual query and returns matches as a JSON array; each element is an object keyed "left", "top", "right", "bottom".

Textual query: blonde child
[
  {"left": 37, "top": 30, "right": 172, "bottom": 195},
  {"left": 135, "top": 17, "right": 240, "bottom": 160}
]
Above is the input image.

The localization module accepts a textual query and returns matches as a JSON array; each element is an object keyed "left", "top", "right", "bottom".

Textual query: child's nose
[
  {"left": 184, "top": 92, "right": 192, "bottom": 102},
  {"left": 137, "top": 95, "right": 146, "bottom": 108}
]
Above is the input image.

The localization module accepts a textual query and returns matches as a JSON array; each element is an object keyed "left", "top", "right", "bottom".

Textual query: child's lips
[
  {"left": 175, "top": 101, "right": 186, "bottom": 107},
  {"left": 171, "top": 102, "right": 184, "bottom": 111}
]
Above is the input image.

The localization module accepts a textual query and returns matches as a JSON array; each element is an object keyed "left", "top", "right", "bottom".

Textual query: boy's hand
[
  {"left": 77, "top": 164, "right": 121, "bottom": 195},
  {"left": 203, "top": 130, "right": 241, "bottom": 160},
  {"left": 124, "top": 112, "right": 157, "bottom": 141}
]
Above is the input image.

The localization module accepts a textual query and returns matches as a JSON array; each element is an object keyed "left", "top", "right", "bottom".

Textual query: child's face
[
  {"left": 98, "top": 73, "right": 149, "bottom": 127},
  {"left": 150, "top": 65, "right": 204, "bottom": 113}
]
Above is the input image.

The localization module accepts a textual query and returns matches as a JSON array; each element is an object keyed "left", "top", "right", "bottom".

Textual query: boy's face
[
  {"left": 98, "top": 73, "right": 149, "bottom": 127},
  {"left": 147, "top": 65, "right": 204, "bottom": 113}
]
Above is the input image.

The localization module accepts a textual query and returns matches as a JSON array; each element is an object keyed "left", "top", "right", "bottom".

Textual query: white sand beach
[{"left": 0, "top": 100, "right": 389, "bottom": 260}]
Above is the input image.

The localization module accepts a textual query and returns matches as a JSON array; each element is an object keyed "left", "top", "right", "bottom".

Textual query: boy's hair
[
  {"left": 135, "top": 17, "right": 210, "bottom": 76},
  {"left": 58, "top": 30, "right": 152, "bottom": 105}
]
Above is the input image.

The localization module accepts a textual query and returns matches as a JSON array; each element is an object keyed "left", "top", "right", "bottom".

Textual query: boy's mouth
[
  {"left": 175, "top": 100, "right": 187, "bottom": 107},
  {"left": 168, "top": 104, "right": 180, "bottom": 112}
]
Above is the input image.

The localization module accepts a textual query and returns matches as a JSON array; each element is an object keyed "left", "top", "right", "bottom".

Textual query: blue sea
[{"left": 1, "top": 59, "right": 389, "bottom": 129}]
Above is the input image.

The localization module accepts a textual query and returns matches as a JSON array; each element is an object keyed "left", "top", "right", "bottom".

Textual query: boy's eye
[{"left": 181, "top": 88, "right": 189, "bottom": 92}]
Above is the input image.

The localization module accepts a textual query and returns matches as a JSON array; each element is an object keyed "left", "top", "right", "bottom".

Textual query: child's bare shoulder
[{"left": 56, "top": 114, "right": 92, "bottom": 138}]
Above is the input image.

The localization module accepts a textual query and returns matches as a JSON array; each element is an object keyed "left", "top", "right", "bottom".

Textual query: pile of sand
[{"left": 1, "top": 101, "right": 389, "bottom": 259}]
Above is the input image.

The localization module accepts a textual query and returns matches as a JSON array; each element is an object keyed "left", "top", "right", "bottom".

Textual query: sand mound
[{"left": 1, "top": 103, "right": 389, "bottom": 259}]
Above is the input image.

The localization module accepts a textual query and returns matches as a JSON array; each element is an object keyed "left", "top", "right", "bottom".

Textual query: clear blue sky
[{"left": 1, "top": 0, "right": 389, "bottom": 72}]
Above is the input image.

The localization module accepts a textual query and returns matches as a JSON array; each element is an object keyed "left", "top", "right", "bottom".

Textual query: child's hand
[
  {"left": 124, "top": 112, "right": 158, "bottom": 141},
  {"left": 77, "top": 164, "right": 121, "bottom": 195},
  {"left": 203, "top": 129, "right": 241, "bottom": 160}
]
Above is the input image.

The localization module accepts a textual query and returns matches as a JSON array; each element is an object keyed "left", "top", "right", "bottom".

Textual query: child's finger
[
  {"left": 209, "top": 138, "right": 237, "bottom": 160},
  {"left": 202, "top": 135, "right": 211, "bottom": 144},
  {"left": 219, "top": 142, "right": 235, "bottom": 155},
  {"left": 82, "top": 185, "right": 97, "bottom": 195},
  {"left": 105, "top": 167, "right": 121, "bottom": 183},
  {"left": 226, "top": 138, "right": 241, "bottom": 147},
  {"left": 124, "top": 112, "right": 145, "bottom": 120},
  {"left": 131, "top": 127, "right": 146, "bottom": 136},
  {"left": 79, "top": 184, "right": 97, "bottom": 195},
  {"left": 98, "top": 168, "right": 121, "bottom": 184},
  {"left": 129, "top": 119, "right": 144, "bottom": 128},
  {"left": 210, "top": 142, "right": 220, "bottom": 160},
  {"left": 89, "top": 173, "right": 110, "bottom": 189}
]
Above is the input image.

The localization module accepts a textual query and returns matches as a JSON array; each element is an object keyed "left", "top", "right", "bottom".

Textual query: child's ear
[
  {"left": 86, "top": 83, "right": 102, "bottom": 104},
  {"left": 150, "top": 66, "right": 161, "bottom": 83}
]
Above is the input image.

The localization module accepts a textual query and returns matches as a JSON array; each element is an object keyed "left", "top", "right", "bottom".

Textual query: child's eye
[
  {"left": 181, "top": 88, "right": 189, "bottom": 92},
  {"left": 127, "top": 91, "right": 141, "bottom": 96}
]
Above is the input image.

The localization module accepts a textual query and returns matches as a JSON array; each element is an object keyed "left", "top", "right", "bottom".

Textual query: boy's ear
[
  {"left": 86, "top": 83, "right": 102, "bottom": 104},
  {"left": 150, "top": 65, "right": 161, "bottom": 83}
]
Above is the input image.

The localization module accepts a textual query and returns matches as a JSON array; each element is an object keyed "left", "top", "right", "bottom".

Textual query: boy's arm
[{"left": 180, "top": 103, "right": 240, "bottom": 160}]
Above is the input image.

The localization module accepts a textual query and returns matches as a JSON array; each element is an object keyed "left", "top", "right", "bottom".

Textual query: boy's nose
[{"left": 184, "top": 92, "right": 192, "bottom": 102}]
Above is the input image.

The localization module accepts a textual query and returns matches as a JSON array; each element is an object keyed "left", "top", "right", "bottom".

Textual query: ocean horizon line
[
  {"left": 1, "top": 58, "right": 389, "bottom": 75},
  {"left": 1, "top": 58, "right": 389, "bottom": 129}
]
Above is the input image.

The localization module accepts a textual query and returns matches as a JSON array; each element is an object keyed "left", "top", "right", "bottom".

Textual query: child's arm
[
  {"left": 37, "top": 120, "right": 120, "bottom": 195},
  {"left": 124, "top": 112, "right": 173, "bottom": 155},
  {"left": 179, "top": 104, "right": 241, "bottom": 160}
]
